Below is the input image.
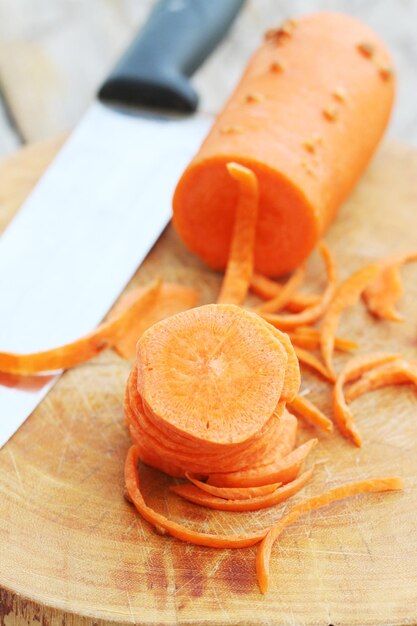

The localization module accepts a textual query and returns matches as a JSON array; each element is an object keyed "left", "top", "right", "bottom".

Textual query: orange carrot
[
  {"left": 346, "top": 358, "right": 417, "bottom": 402},
  {"left": 362, "top": 250, "right": 417, "bottom": 322},
  {"left": 320, "top": 264, "right": 381, "bottom": 378},
  {"left": 250, "top": 274, "right": 320, "bottom": 312},
  {"left": 170, "top": 468, "right": 313, "bottom": 512},
  {"left": 125, "top": 446, "right": 267, "bottom": 548},
  {"left": 256, "top": 476, "right": 403, "bottom": 593},
  {"left": 208, "top": 439, "right": 317, "bottom": 488},
  {"left": 288, "top": 327, "right": 358, "bottom": 352},
  {"left": 288, "top": 395, "right": 333, "bottom": 433},
  {"left": 333, "top": 352, "right": 399, "bottom": 446},
  {"left": 184, "top": 473, "right": 283, "bottom": 500},
  {"left": 112, "top": 283, "right": 198, "bottom": 360},
  {"left": 294, "top": 346, "right": 336, "bottom": 382},
  {"left": 259, "top": 242, "right": 338, "bottom": 330},
  {"left": 217, "top": 163, "right": 258, "bottom": 305},
  {"left": 255, "top": 265, "right": 306, "bottom": 313},
  {"left": 0, "top": 279, "right": 161, "bottom": 375},
  {"left": 173, "top": 13, "right": 394, "bottom": 276}
]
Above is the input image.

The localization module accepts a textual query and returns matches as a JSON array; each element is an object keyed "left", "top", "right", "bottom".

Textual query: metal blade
[{"left": 0, "top": 101, "right": 212, "bottom": 447}]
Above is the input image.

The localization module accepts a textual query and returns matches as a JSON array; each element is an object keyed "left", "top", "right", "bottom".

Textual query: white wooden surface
[{"left": 0, "top": 0, "right": 417, "bottom": 157}]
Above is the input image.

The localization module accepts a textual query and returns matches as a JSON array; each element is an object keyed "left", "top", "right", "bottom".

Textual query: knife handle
[{"left": 98, "top": 0, "right": 245, "bottom": 113}]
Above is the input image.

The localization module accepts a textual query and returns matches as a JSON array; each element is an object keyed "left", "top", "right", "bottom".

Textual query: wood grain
[{"left": 0, "top": 139, "right": 417, "bottom": 625}]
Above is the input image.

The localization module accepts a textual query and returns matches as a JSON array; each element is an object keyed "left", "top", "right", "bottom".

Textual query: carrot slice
[
  {"left": 0, "top": 279, "right": 161, "bottom": 375},
  {"left": 217, "top": 163, "right": 259, "bottom": 305},
  {"left": 256, "top": 476, "right": 403, "bottom": 593},
  {"left": 125, "top": 446, "right": 267, "bottom": 548},
  {"left": 288, "top": 395, "right": 333, "bottom": 433},
  {"left": 333, "top": 352, "right": 399, "bottom": 446},
  {"left": 184, "top": 473, "right": 283, "bottom": 500},
  {"left": 171, "top": 467, "right": 313, "bottom": 512},
  {"left": 250, "top": 274, "right": 320, "bottom": 312},
  {"left": 255, "top": 265, "right": 306, "bottom": 313},
  {"left": 259, "top": 242, "right": 338, "bottom": 330},
  {"left": 294, "top": 346, "right": 336, "bottom": 382},
  {"left": 362, "top": 250, "right": 417, "bottom": 322},
  {"left": 288, "top": 327, "right": 358, "bottom": 352},
  {"left": 346, "top": 358, "right": 417, "bottom": 402},
  {"left": 320, "top": 263, "right": 381, "bottom": 378},
  {"left": 208, "top": 439, "right": 317, "bottom": 488},
  {"left": 112, "top": 283, "right": 198, "bottom": 360}
]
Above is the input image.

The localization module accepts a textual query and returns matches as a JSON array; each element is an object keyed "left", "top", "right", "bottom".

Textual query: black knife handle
[{"left": 98, "top": 0, "right": 245, "bottom": 113}]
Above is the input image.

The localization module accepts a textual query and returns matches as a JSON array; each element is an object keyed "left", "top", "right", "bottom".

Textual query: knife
[{"left": 0, "top": 0, "right": 245, "bottom": 447}]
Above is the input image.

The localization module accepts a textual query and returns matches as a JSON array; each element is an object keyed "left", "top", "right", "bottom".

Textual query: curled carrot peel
[
  {"left": 256, "top": 476, "right": 403, "bottom": 593},
  {"left": 250, "top": 274, "right": 320, "bottom": 312},
  {"left": 288, "top": 395, "right": 333, "bottom": 433},
  {"left": 0, "top": 279, "right": 161, "bottom": 375},
  {"left": 255, "top": 265, "right": 306, "bottom": 313},
  {"left": 346, "top": 358, "right": 417, "bottom": 403},
  {"left": 259, "top": 242, "right": 338, "bottom": 330},
  {"left": 294, "top": 346, "right": 336, "bottom": 382},
  {"left": 288, "top": 327, "right": 358, "bottom": 352},
  {"left": 320, "top": 263, "right": 381, "bottom": 378},
  {"left": 333, "top": 352, "right": 400, "bottom": 446},
  {"left": 125, "top": 446, "right": 267, "bottom": 548},
  {"left": 217, "top": 163, "right": 259, "bottom": 305},
  {"left": 170, "top": 468, "right": 313, "bottom": 512},
  {"left": 362, "top": 250, "right": 417, "bottom": 322},
  {"left": 207, "top": 439, "right": 317, "bottom": 488},
  {"left": 184, "top": 473, "right": 283, "bottom": 501}
]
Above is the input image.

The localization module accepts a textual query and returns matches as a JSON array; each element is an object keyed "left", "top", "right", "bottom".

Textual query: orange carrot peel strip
[
  {"left": 255, "top": 265, "right": 306, "bottom": 313},
  {"left": 256, "top": 476, "right": 403, "bottom": 593},
  {"left": 0, "top": 279, "right": 162, "bottom": 375},
  {"left": 294, "top": 346, "right": 336, "bottom": 382},
  {"left": 288, "top": 395, "right": 333, "bottom": 433},
  {"left": 288, "top": 327, "right": 358, "bottom": 352},
  {"left": 170, "top": 467, "right": 313, "bottom": 512},
  {"left": 333, "top": 352, "right": 400, "bottom": 446},
  {"left": 125, "top": 446, "right": 267, "bottom": 548},
  {"left": 346, "top": 358, "right": 417, "bottom": 403},
  {"left": 250, "top": 274, "right": 320, "bottom": 312},
  {"left": 320, "top": 263, "right": 381, "bottom": 378},
  {"left": 184, "top": 473, "right": 283, "bottom": 500},
  {"left": 217, "top": 163, "right": 259, "bottom": 305},
  {"left": 259, "top": 242, "right": 338, "bottom": 330},
  {"left": 362, "top": 250, "right": 417, "bottom": 322}
]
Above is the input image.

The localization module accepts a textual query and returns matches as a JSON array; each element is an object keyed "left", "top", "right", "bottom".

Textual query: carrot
[
  {"left": 320, "top": 263, "right": 381, "bottom": 378},
  {"left": 250, "top": 274, "right": 320, "bottom": 312},
  {"left": 136, "top": 304, "right": 295, "bottom": 447},
  {"left": 346, "top": 358, "right": 417, "bottom": 402},
  {"left": 170, "top": 467, "right": 313, "bottom": 512},
  {"left": 288, "top": 327, "right": 358, "bottom": 352},
  {"left": 288, "top": 395, "right": 333, "bottom": 433},
  {"left": 254, "top": 265, "right": 306, "bottom": 313},
  {"left": 0, "top": 279, "right": 161, "bottom": 375},
  {"left": 217, "top": 163, "right": 258, "bottom": 305},
  {"left": 184, "top": 473, "right": 283, "bottom": 500},
  {"left": 294, "top": 346, "right": 336, "bottom": 382},
  {"left": 173, "top": 13, "right": 394, "bottom": 276},
  {"left": 259, "top": 242, "right": 338, "bottom": 330},
  {"left": 256, "top": 476, "right": 403, "bottom": 593},
  {"left": 125, "top": 446, "right": 267, "bottom": 548},
  {"left": 208, "top": 439, "right": 317, "bottom": 488},
  {"left": 333, "top": 352, "right": 399, "bottom": 446},
  {"left": 112, "top": 283, "right": 198, "bottom": 360},
  {"left": 362, "top": 250, "right": 417, "bottom": 322}
]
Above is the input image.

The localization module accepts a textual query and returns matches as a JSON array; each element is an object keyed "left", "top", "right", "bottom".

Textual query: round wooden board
[{"left": 1, "top": 139, "right": 417, "bottom": 626}]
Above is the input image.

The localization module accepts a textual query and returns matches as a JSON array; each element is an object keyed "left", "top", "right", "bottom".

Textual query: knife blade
[{"left": 0, "top": 0, "right": 245, "bottom": 447}]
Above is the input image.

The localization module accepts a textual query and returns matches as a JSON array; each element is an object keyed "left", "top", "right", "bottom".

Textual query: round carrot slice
[{"left": 136, "top": 304, "right": 289, "bottom": 445}]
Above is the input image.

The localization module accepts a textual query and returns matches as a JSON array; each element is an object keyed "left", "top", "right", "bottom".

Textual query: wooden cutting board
[{"left": 0, "top": 139, "right": 417, "bottom": 626}]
